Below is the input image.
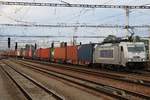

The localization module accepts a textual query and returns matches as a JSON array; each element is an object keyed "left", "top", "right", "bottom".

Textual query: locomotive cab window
[
  {"left": 100, "top": 49, "right": 113, "bottom": 58},
  {"left": 127, "top": 45, "right": 144, "bottom": 52}
]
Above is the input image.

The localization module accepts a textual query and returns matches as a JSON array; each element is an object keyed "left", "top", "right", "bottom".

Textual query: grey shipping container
[{"left": 78, "top": 44, "right": 95, "bottom": 63}]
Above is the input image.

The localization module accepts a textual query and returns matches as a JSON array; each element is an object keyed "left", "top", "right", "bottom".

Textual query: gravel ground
[
  {"left": 21, "top": 60, "right": 150, "bottom": 96},
  {"left": 7, "top": 60, "right": 113, "bottom": 100},
  {"left": 3, "top": 64, "right": 58, "bottom": 100},
  {"left": 0, "top": 63, "right": 27, "bottom": 100}
]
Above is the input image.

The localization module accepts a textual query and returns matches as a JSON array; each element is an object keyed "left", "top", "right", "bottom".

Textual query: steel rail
[
  {"left": 2, "top": 61, "right": 64, "bottom": 100},
  {"left": 12, "top": 60, "right": 150, "bottom": 100}
]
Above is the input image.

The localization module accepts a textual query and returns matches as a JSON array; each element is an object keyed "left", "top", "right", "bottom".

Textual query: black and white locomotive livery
[{"left": 93, "top": 42, "right": 147, "bottom": 68}]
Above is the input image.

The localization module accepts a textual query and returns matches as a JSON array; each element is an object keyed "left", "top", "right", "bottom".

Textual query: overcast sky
[{"left": 0, "top": 0, "right": 150, "bottom": 49}]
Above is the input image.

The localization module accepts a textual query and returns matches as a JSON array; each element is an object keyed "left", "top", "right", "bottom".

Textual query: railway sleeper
[{"left": 96, "top": 86, "right": 126, "bottom": 97}]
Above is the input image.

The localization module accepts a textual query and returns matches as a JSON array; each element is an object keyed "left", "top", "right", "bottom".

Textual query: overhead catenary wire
[
  {"left": 57, "top": 0, "right": 70, "bottom": 5},
  {"left": 0, "top": 9, "right": 34, "bottom": 24},
  {"left": 0, "top": 34, "right": 149, "bottom": 38},
  {"left": 103, "top": 0, "right": 114, "bottom": 5},
  {"left": 0, "top": 1, "right": 149, "bottom": 50},
  {"left": 0, "top": 1, "right": 150, "bottom": 28},
  {"left": 0, "top": 1, "right": 145, "bottom": 26}
]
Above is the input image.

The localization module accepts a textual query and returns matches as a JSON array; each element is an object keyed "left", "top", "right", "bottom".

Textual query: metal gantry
[
  {"left": 0, "top": 23, "right": 150, "bottom": 28},
  {"left": 0, "top": 1, "right": 150, "bottom": 9}
]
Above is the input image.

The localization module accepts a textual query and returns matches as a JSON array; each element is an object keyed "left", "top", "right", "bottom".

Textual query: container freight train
[{"left": 3, "top": 41, "right": 148, "bottom": 70}]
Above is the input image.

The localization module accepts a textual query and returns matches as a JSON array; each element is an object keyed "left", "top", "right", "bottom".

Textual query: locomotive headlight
[
  {"left": 142, "top": 59, "right": 145, "bottom": 61},
  {"left": 142, "top": 59, "right": 144, "bottom": 61}
]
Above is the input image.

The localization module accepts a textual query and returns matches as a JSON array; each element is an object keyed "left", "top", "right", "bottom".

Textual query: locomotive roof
[{"left": 96, "top": 41, "right": 145, "bottom": 47}]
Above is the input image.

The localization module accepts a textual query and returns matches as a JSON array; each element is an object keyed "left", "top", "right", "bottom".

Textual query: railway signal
[
  {"left": 15, "top": 42, "right": 18, "bottom": 50},
  {"left": 35, "top": 43, "right": 37, "bottom": 50},
  {"left": 8, "top": 37, "right": 11, "bottom": 48}
]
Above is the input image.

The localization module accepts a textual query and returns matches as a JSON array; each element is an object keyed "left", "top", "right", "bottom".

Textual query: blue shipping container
[{"left": 78, "top": 44, "right": 94, "bottom": 63}]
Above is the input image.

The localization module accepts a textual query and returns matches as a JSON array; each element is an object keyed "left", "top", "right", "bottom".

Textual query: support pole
[
  {"left": 73, "top": 26, "right": 78, "bottom": 45},
  {"left": 125, "top": 7, "right": 129, "bottom": 38}
]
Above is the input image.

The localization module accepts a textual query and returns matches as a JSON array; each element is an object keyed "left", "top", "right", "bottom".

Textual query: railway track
[
  {"left": 18, "top": 58, "right": 150, "bottom": 86},
  {"left": 22, "top": 58, "right": 150, "bottom": 78},
  {"left": 144, "top": 70, "right": 150, "bottom": 72},
  {"left": 0, "top": 61, "right": 64, "bottom": 100},
  {"left": 127, "top": 70, "right": 150, "bottom": 77},
  {"left": 8, "top": 59, "right": 150, "bottom": 100}
]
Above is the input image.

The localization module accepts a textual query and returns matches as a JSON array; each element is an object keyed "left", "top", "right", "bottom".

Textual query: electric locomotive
[{"left": 93, "top": 42, "right": 147, "bottom": 69}]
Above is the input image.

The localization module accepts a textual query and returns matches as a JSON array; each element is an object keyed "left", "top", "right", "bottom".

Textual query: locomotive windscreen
[{"left": 128, "top": 45, "right": 144, "bottom": 52}]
